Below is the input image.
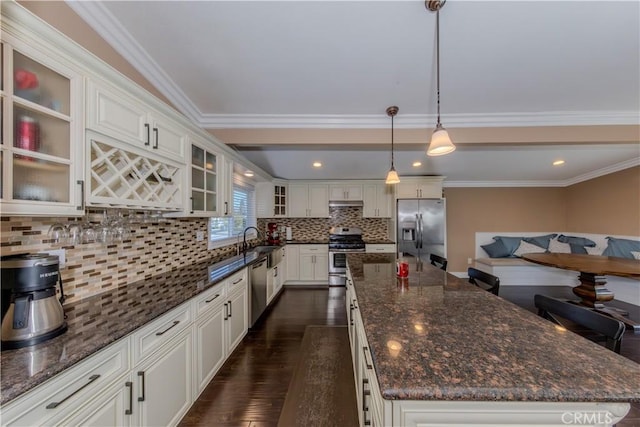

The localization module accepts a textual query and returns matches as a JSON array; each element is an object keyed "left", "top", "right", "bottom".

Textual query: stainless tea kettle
[{"left": 1, "top": 253, "right": 67, "bottom": 350}]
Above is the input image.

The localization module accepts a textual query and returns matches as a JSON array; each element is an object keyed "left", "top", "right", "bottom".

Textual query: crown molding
[
  {"left": 65, "top": 0, "right": 203, "bottom": 122},
  {"left": 443, "top": 158, "right": 640, "bottom": 188},
  {"left": 198, "top": 111, "right": 640, "bottom": 129}
]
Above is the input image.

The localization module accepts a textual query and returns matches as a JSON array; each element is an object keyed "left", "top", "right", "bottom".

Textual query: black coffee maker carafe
[{"left": 1, "top": 253, "right": 67, "bottom": 350}]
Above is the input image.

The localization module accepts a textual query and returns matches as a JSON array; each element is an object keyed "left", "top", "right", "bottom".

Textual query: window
[{"left": 208, "top": 182, "right": 256, "bottom": 249}]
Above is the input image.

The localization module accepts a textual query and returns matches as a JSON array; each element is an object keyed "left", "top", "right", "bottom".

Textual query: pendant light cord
[
  {"left": 435, "top": 8, "right": 441, "bottom": 127},
  {"left": 391, "top": 113, "right": 395, "bottom": 168}
]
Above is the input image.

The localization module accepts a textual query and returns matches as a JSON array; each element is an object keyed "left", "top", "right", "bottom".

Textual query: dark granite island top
[
  {"left": 346, "top": 253, "right": 640, "bottom": 404},
  {"left": 0, "top": 251, "right": 265, "bottom": 406}
]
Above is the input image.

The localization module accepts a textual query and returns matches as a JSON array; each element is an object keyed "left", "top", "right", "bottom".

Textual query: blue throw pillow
[
  {"left": 523, "top": 234, "right": 558, "bottom": 250},
  {"left": 602, "top": 237, "right": 640, "bottom": 259},
  {"left": 569, "top": 244, "right": 588, "bottom": 254},
  {"left": 481, "top": 240, "right": 511, "bottom": 258},
  {"left": 557, "top": 235, "right": 596, "bottom": 247},
  {"left": 493, "top": 236, "right": 523, "bottom": 256}
]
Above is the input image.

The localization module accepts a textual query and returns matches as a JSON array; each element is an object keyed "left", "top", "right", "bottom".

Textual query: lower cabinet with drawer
[
  {"left": 1, "top": 338, "right": 131, "bottom": 427},
  {"left": 1, "top": 267, "right": 251, "bottom": 427}
]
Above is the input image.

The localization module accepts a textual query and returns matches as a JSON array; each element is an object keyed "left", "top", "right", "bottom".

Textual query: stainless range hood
[{"left": 328, "top": 200, "right": 364, "bottom": 208}]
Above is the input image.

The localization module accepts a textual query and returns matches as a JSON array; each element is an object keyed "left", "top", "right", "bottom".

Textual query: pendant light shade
[
  {"left": 385, "top": 106, "right": 400, "bottom": 184},
  {"left": 426, "top": 0, "right": 456, "bottom": 157}
]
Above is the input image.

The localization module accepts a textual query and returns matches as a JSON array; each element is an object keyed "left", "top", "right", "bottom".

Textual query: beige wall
[
  {"left": 444, "top": 187, "right": 567, "bottom": 272},
  {"left": 565, "top": 166, "right": 640, "bottom": 236},
  {"left": 17, "top": 0, "right": 173, "bottom": 106},
  {"left": 445, "top": 166, "right": 640, "bottom": 272}
]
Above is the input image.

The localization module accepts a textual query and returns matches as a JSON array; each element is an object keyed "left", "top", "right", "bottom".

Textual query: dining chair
[
  {"left": 429, "top": 254, "right": 448, "bottom": 271},
  {"left": 467, "top": 267, "right": 500, "bottom": 295},
  {"left": 534, "top": 294, "right": 625, "bottom": 353}
]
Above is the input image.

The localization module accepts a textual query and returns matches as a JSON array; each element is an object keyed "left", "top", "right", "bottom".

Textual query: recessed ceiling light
[
  {"left": 244, "top": 171, "right": 254, "bottom": 177},
  {"left": 553, "top": 160, "right": 565, "bottom": 166},
  {"left": 412, "top": 161, "right": 422, "bottom": 167},
  {"left": 312, "top": 161, "right": 322, "bottom": 168}
]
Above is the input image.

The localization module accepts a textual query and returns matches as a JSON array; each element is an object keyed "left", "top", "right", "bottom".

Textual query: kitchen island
[{"left": 346, "top": 253, "right": 640, "bottom": 426}]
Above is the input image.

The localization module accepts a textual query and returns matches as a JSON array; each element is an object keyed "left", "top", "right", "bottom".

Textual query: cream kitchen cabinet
[
  {"left": 256, "top": 181, "right": 287, "bottom": 218},
  {"left": 395, "top": 177, "right": 444, "bottom": 199},
  {"left": 192, "top": 280, "right": 227, "bottom": 397},
  {"left": 58, "top": 377, "right": 133, "bottom": 427},
  {"left": 0, "top": 339, "right": 131, "bottom": 427},
  {"left": 329, "top": 183, "right": 363, "bottom": 201},
  {"left": 288, "top": 183, "right": 329, "bottom": 217},
  {"left": 0, "top": 36, "right": 84, "bottom": 216},
  {"left": 285, "top": 244, "right": 300, "bottom": 282},
  {"left": 86, "top": 79, "right": 187, "bottom": 163},
  {"left": 219, "top": 155, "right": 234, "bottom": 217},
  {"left": 267, "top": 247, "right": 285, "bottom": 303},
  {"left": 87, "top": 132, "right": 184, "bottom": 211},
  {"left": 362, "top": 183, "right": 392, "bottom": 218},
  {"left": 365, "top": 244, "right": 396, "bottom": 253},
  {"left": 298, "top": 245, "right": 329, "bottom": 283},
  {"left": 226, "top": 281, "right": 248, "bottom": 354}
]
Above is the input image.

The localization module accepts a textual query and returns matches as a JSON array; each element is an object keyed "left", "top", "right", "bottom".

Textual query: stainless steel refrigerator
[{"left": 397, "top": 199, "right": 446, "bottom": 263}]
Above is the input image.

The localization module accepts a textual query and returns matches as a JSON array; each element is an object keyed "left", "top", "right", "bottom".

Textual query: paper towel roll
[{"left": 286, "top": 227, "right": 292, "bottom": 241}]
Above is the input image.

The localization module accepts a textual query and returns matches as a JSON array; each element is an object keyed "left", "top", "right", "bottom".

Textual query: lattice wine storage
[{"left": 88, "top": 139, "right": 183, "bottom": 210}]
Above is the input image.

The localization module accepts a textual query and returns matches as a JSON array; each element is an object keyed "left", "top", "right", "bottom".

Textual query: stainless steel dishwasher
[{"left": 249, "top": 256, "right": 268, "bottom": 328}]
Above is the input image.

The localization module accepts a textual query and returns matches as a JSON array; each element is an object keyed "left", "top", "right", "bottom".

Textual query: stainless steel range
[{"left": 328, "top": 226, "right": 365, "bottom": 286}]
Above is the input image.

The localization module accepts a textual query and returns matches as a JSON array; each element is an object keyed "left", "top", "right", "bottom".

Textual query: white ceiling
[{"left": 67, "top": 0, "right": 640, "bottom": 184}]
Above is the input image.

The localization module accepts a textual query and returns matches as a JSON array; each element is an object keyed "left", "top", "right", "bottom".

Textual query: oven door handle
[{"left": 329, "top": 273, "right": 347, "bottom": 278}]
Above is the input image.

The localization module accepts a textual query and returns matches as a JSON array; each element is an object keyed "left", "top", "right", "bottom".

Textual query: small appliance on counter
[
  {"left": 266, "top": 222, "right": 280, "bottom": 245},
  {"left": 1, "top": 253, "right": 67, "bottom": 350}
]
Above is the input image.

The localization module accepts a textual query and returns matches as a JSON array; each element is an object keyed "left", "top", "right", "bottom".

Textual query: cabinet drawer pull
[
  {"left": 224, "top": 303, "right": 228, "bottom": 320},
  {"left": 232, "top": 278, "right": 243, "bottom": 285},
  {"left": 205, "top": 294, "right": 220, "bottom": 303},
  {"left": 137, "top": 371, "right": 146, "bottom": 402},
  {"left": 144, "top": 123, "right": 150, "bottom": 146},
  {"left": 362, "top": 346, "right": 373, "bottom": 369},
  {"left": 224, "top": 201, "right": 229, "bottom": 215},
  {"left": 153, "top": 127, "right": 158, "bottom": 149},
  {"left": 228, "top": 300, "right": 232, "bottom": 317},
  {"left": 155, "top": 320, "right": 180, "bottom": 336},
  {"left": 46, "top": 374, "right": 100, "bottom": 409},
  {"left": 190, "top": 197, "right": 195, "bottom": 214},
  {"left": 125, "top": 381, "right": 133, "bottom": 415}
]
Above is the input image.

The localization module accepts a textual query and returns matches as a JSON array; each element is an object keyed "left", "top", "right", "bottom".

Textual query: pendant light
[
  {"left": 385, "top": 106, "right": 400, "bottom": 184},
  {"left": 426, "top": 0, "right": 456, "bottom": 156}
]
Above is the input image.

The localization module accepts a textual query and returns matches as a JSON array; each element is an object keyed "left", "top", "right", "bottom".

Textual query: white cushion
[
  {"left": 632, "top": 251, "right": 640, "bottom": 260},
  {"left": 548, "top": 237, "right": 571, "bottom": 254},
  {"left": 586, "top": 246, "right": 604, "bottom": 256},
  {"left": 514, "top": 240, "right": 547, "bottom": 257}
]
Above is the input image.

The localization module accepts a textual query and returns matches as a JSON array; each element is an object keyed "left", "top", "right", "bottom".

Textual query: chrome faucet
[{"left": 242, "top": 226, "right": 261, "bottom": 254}]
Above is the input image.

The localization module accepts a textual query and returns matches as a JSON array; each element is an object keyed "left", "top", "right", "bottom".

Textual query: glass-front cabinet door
[
  {"left": 0, "top": 39, "right": 83, "bottom": 216},
  {"left": 190, "top": 142, "right": 219, "bottom": 215}
]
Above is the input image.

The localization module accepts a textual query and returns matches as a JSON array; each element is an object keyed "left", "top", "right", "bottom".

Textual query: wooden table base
[{"left": 571, "top": 272, "right": 639, "bottom": 333}]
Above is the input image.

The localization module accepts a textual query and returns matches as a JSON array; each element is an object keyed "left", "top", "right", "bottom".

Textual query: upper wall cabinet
[
  {"left": 395, "top": 177, "right": 444, "bottom": 199},
  {"left": 86, "top": 131, "right": 184, "bottom": 211},
  {"left": 329, "top": 184, "right": 363, "bottom": 201},
  {"left": 0, "top": 38, "right": 84, "bottom": 216},
  {"left": 256, "top": 181, "right": 287, "bottom": 218},
  {"left": 288, "top": 183, "right": 329, "bottom": 218},
  {"left": 362, "top": 183, "right": 392, "bottom": 218},
  {"left": 86, "top": 79, "right": 187, "bottom": 163}
]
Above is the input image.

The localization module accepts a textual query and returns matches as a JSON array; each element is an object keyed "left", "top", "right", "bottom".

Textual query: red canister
[
  {"left": 396, "top": 260, "right": 409, "bottom": 278},
  {"left": 15, "top": 116, "right": 40, "bottom": 157}
]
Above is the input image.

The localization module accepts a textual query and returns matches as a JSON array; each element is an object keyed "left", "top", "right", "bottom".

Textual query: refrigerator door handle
[
  {"left": 414, "top": 214, "right": 420, "bottom": 249},
  {"left": 418, "top": 213, "right": 424, "bottom": 249}
]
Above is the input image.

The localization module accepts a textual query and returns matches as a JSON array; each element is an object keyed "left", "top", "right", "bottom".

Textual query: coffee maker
[
  {"left": 266, "top": 222, "right": 280, "bottom": 245},
  {"left": 1, "top": 253, "right": 67, "bottom": 350}
]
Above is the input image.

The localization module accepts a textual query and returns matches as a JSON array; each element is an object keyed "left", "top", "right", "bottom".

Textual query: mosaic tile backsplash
[{"left": 1, "top": 207, "right": 389, "bottom": 304}]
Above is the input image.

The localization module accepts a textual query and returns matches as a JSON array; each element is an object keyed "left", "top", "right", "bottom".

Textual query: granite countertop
[
  {"left": 347, "top": 253, "right": 640, "bottom": 403},
  {"left": 0, "top": 251, "right": 265, "bottom": 406}
]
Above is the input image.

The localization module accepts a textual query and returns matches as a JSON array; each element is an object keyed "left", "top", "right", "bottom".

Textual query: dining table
[{"left": 522, "top": 252, "right": 640, "bottom": 332}]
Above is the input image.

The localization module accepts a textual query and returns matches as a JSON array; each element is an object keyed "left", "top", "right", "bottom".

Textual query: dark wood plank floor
[
  {"left": 179, "top": 287, "right": 348, "bottom": 427},
  {"left": 180, "top": 285, "right": 639, "bottom": 427}
]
